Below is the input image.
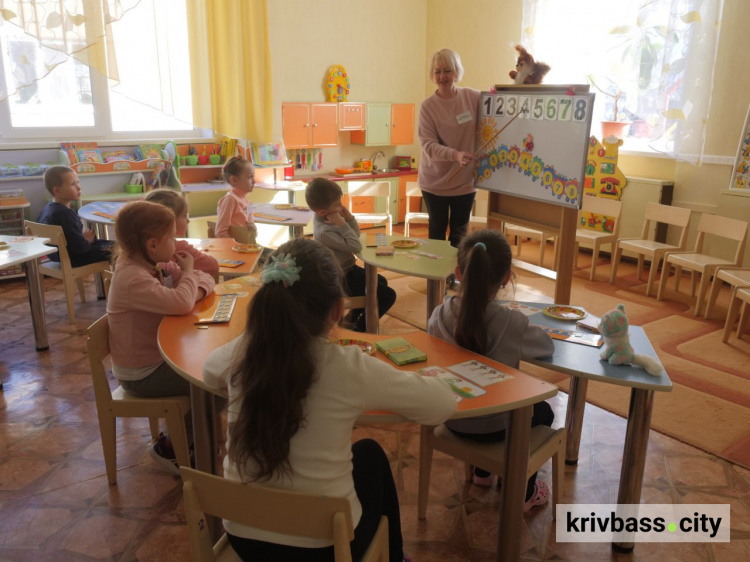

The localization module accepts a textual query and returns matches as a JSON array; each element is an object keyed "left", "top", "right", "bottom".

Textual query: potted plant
[{"left": 588, "top": 75, "right": 631, "bottom": 139}]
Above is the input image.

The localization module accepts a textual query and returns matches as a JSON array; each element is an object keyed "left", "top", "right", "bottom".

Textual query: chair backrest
[
  {"left": 405, "top": 181, "right": 422, "bottom": 198},
  {"left": 640, "top": 203, "right": 692, "bottom": 249},
  {"left": 180, "top": 467, "right": 356, "bottom": 562},
  {"left": 228, "top": 225, "right": 254, "bottom": 244},
  {"left": 26, "top": 221, "right": 72, "bottom": 270},
  {"left": 101, "top": 270, "right": 114, "bottom": 298},
  {"left": 87, "top": 314, "right": 114, "bottom": 409},
  {"left": 347, "top": 181, "right": 390, "bottom": 200},
  {"left": 693, "top": 213, "right": 748, "bottom": 263},
  {"left": 579, "top": 196, "right": 623, "bottom": 237},
  {"left": 206, "top": 220, "right": 216, "bottom": 239}
]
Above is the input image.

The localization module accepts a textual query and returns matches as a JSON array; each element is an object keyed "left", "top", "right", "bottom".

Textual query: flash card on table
[
  {"left": 253, "top": 212, "right": 291, "bottom": 221},
  {"left": 92, "top": 211, "right": 116, "bottom": 220},
  {"left": 411, "top": 250, "right": 442, "bottom": 259},
  {"left": 536, "top": 325, "right": 603, "bottom": 347},
  {"left": 375, "top": 245, "right": 394, "bottom": 256},
  {"left": 501, "top": 302, "right": 542, "bottom": 317},
  {"left": 448, "top": 359, "right": 514, "bottom": 387},
  {"left": 376, "top": 337, "right": 427, "bottom": 366},
  {"left": 419, "top": 366, "right": 486, "bottom": 399},
  {"left": 217, "top": 259, "right": 245, "bottom": 268}
]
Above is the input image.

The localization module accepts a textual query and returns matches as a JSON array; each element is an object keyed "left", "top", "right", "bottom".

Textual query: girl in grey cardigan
[{"left": 427, "top": 229, "right": 555, "bottom": 511}]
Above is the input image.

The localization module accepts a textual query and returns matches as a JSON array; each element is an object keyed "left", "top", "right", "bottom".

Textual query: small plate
[
  {"left": 274, "top": 203, "right": 294, "bottom": 210},
  {"left": 391, "top": 239, "right": 420, "bottom": 249},
  {"left": 0, "top": 242, "right": 9, "bottom": 250},
  {"left": 232, "top": 244, "right": 262, "bottom": 253},
  {"left": 331, "top": 338, "right": 374, "bottom": 355},
  {"left": 543, "top": 305, "right": 588, "bottom": 321}
]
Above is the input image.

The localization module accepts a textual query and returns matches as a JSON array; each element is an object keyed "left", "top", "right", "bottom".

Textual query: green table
[{"left": 356, "top": 235, "right": 457, "bottom": 333}]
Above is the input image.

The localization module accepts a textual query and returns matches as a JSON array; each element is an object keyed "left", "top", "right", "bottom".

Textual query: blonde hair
[
  {"left": 222, "top": 156, "right": 253, "bottom": 183},
  {"left": 145, "top": 188, "right": 188, "bottom": 218},
  {"left": 429, "top": 48, "right": 464, "bottom": 83}
]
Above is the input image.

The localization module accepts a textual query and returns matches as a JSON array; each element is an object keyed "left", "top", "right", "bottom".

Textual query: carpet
[{"left": 382, "top": 238, "right": 750, "bottom": 469}]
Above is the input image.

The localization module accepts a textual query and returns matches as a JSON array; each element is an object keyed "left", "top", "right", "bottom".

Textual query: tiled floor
[{"left": 1, "top": 244, "right": 750, "bottom": 560}]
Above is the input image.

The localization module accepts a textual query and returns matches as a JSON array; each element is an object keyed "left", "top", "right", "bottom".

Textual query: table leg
[
  {"left": 425, "top": 278, "right": 445, "bottom": 327},
  {"left": 364, "top": 262, "right": 379, "bottom": 334},
  {"left": 497, "top": 404, "right": 532, "bottom": 562},
  {"left": 290, "top": 225, "right": 303, "bottom": 239},
  {"left": 22, "top": 258, "right": 49, "bottom": 351},
  {"left": 564, "top": 376, "right": 588, "bottom": 464},
  {"left": 612, "top": 388, "right": 655, "bottom": 554},
  {"left": 190, "top": 384, "right": 217, "bottom": 475}
]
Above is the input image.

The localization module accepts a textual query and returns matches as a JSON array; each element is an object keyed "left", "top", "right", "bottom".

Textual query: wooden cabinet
[
  {"left": 350, "top": 103, "right": 415, "bottom": 147},
  {"left": 282, "top": 103, "right": 338, "bottom": 148},
  {"left": 338, "top": 102, "right": 365, "bottom": 130},
  {"left": 390, "top": 104, "right": 415, "bottom": 146}
]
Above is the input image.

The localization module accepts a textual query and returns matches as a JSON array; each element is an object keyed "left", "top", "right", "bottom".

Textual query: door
[
  {"left": 365, "top": 103, "right": 391, "bottom": 146},
  {"left": 390, "top": 104, "right": 415, "bottom": 146},
  {"left": 282, "top": 103, "right": 311, "bottom": 148},
  {"left": 310, "top": 103, "right": 338, "bottom": 147},
  {"left": 339, "top": 102, "right": 365, "bottom": 130}
]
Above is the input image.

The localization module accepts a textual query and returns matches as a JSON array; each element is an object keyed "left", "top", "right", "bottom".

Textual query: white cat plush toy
[{"left": 598, "top": 304, "right": 662, "bottom": 376}]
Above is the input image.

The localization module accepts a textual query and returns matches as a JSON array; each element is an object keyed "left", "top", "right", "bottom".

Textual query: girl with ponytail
[{"left": 427, "top": 229, "right": 555, "bottom": 511}]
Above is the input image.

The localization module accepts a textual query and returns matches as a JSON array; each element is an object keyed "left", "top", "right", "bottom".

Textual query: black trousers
[
  {"left": 420, "top": 190, "right": 476, "bottom": 247},
  {"left": 450, "top": 401, "right": 555, "bottom": 501},
  {"left": 227, "top": 438, "right": 404, "bottom": 562},
  {"left": 344, "top": 264, "right": 397, "bottom": 331}
]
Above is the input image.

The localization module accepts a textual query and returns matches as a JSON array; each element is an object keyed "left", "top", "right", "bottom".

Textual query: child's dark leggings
[
  {"left": 450, "top": 401, "right": 555, "bottom": 501},
  {"left": 227, "top": 438, "right": 404, "bottom": 562}
]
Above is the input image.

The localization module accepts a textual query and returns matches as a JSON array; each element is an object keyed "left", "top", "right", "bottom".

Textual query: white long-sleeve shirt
[{"left": 203, "top": 336, "right": 457, "bottom": 548}]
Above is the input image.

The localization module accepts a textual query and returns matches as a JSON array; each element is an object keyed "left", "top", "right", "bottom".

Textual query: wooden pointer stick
[{"left": 445, "top": 109, "right": 527, "bottom": 183}]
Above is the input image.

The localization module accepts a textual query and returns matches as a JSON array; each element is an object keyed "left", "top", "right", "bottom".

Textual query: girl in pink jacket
[
  {"left": 216, "top": 156, "right": 258, "bottom": 242},
  {"left": 145, "top": 188, "right": 219, "bottom": 281},
  {"left": 107, "top": 201, "right": 215, "bottom": 473}
]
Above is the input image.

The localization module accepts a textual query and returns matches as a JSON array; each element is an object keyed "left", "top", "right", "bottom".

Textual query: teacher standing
[{"left": 418, "top": 48, "right": 481, "bottom": 247}]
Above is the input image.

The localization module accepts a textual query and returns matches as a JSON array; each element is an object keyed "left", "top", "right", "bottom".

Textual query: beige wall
[{"left": 267, "top": 0, "right": 750, "bottom": 263}]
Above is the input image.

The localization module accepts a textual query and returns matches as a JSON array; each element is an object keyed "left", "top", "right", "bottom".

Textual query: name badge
[{"left": 456, "top": 111, "right": 472, "bottom": 125}]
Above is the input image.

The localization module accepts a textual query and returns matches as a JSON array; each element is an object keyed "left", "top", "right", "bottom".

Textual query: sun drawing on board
[{"left": 478, "top": 117, "right": 499, "bottom": 151}]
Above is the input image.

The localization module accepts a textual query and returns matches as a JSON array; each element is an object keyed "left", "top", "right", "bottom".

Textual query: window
[
  {"left": 521, "top": 0, "right": 724, "bottom": 162},
  {"left": 0, "top": 0, "right": 196, "bottom": 141}
]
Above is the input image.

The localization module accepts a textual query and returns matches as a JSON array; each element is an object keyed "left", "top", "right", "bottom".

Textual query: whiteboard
[{"left": 474, "top": 86, "right": 594, "bottom": 209}]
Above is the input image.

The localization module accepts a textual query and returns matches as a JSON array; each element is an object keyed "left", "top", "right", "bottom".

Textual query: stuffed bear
[
  {"left": 509, "top": 45, "right": 551, "bottom": 85},
  {"left": 598, "top": 304, "right": 662, "bottom": 376}
]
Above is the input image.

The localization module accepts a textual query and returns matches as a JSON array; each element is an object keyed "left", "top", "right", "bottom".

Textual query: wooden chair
[
  {"left": 403, "top": 182, "right": 429, "bottom": 237},
  {"left": 657, "top": 213, "right": 748, "bottom": 316},
  {"left": 207, "top": 220, "right": 217, "bottom": 238},
  {"left": 504, "top": 223, "right": 557, "bottom": 268},
  {"left": 101, "top": 269, "right": 114, "bottom": 298},
  {"left": 704, "top": 268, "right": 750, "bottom": 319},
  {"left": 609, "top": 203, "right": 691, "bottom": 296},
  {"left": 347, "top": 181, "right": 392, "bottom": 235},
  {"left": 87, "top": 315, "right": 191, "bottom": 484},
  {"left": 26, "top": 221, "right": 111, "bottom": 324},
  {"left": 722, "top": 286, "right": 750, "bottom": 342},
  {"left": 575, "top": 196, "right": 622, "bottom": 281},
  {"left": 228, "top": 224, "right": 257, "bottom": 245},
  {"left": 417, "top": 424, "right": 565, "bottom": 520},
  {"left": 180, "top": 466, "right": 389, "bottom": 562}
]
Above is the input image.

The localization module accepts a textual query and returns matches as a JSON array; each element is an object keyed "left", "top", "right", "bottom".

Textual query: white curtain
[{"left": 521, "top": 0, "right": 724, "bottom": 164}]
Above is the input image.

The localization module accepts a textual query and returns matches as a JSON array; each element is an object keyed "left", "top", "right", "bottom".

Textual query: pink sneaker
[
  {"left": 524, "top": 480, "right": 550, "bottom": 511},
  {"left": 472, "top": 473, "right": 493, "bottom": 487}
]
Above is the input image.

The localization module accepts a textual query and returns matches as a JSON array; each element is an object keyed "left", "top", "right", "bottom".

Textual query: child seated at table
[
  {"left": 305, "top": 178, "right": 396, "bottom": 332},
  {"left": 107, "top": 201, "right": 215, "bottom": 473},
  {"left": 145, "top": 189, "right": 219, "bottom": 281},
  {"left": 37, "top": 165, "right": 113, "bottom": 267},
  {"left": 427, "top": 229, "right": 555, "bottom": 511},
  {"left": 203, "top": 237, "right": 456, "bottom": 561},
  {"left": 216, "top": 156, "right": 258, "bottom": 243}
]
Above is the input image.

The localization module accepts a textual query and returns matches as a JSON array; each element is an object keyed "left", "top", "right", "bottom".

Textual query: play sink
[{"left": 376, "top": 169, "right": 401, "bottom": 173}]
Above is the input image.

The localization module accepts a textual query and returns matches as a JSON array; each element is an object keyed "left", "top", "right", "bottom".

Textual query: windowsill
[{"left": 0, "top": 136, "right": 215, "bottom": 151}]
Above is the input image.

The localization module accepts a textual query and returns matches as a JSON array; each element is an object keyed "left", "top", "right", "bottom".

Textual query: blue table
[{"left": 511, "top": 301, "right": 672, "bottom": 553}]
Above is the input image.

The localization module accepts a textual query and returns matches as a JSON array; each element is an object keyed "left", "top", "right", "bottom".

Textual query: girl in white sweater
[
  {"left": 203, "top": 238, "right": 456, "bottom": 561},
  {"left": 427, "top": 229, "right": 555, "bottom": 511}
]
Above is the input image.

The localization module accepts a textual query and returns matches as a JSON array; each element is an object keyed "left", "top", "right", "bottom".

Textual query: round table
[
  {"left": 78, "top": 201, "right": 127, "bottom": 239},
  {"left": 252, "top": 203, "right": 313, "bottom": 239}
]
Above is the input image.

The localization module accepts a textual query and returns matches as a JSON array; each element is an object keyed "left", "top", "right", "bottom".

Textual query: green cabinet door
[{"left": 365, "top": 103, "right": 391, "bottom": 146}]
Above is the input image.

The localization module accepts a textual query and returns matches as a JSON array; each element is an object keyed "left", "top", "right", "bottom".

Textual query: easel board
[
  {"left": 728, "top": 104, "right": 750, "bottom": 191},
  {"left": 475, "top": 85, "right": 594, "bottom": 209}
]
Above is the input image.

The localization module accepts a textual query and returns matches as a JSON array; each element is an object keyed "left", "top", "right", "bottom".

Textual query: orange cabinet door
[
  {"left": 310, "top": 103, "right": 338, "bottom": 147},
  {"left": 390, "top": 103, "right": 415, "bottom": 146},
  {"left": 339, "top": 102, "right": 365, "bottom": 130},
  {"left": 282, "top": 103, "right": 311, "bottom": 148}
]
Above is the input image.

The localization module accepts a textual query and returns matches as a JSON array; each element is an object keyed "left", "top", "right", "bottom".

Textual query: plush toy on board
[
  {"left": 598, "top": 304, "right": 662, "bottom": 376},
  {"left": 509, "top": 44, "right": 551, "bottom": 85}
]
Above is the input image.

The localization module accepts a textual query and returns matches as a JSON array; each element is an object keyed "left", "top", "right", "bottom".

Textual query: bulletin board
[
  {"left": 478, "top": 85, "right": 594, "bottom": 305},
  {"left": 728, "top": 104, "right": 750, "bottom": 191},
  {"left": 475, "top": 86, "right": 594, "bottom": 208}
]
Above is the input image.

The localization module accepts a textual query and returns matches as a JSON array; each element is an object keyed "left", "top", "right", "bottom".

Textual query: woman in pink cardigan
[
  {"left": 418, "top": 48, "right": 481, "bottom": 248},
  {"left": 107, "top": 201, "right": 215, "bottom": 472}
]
